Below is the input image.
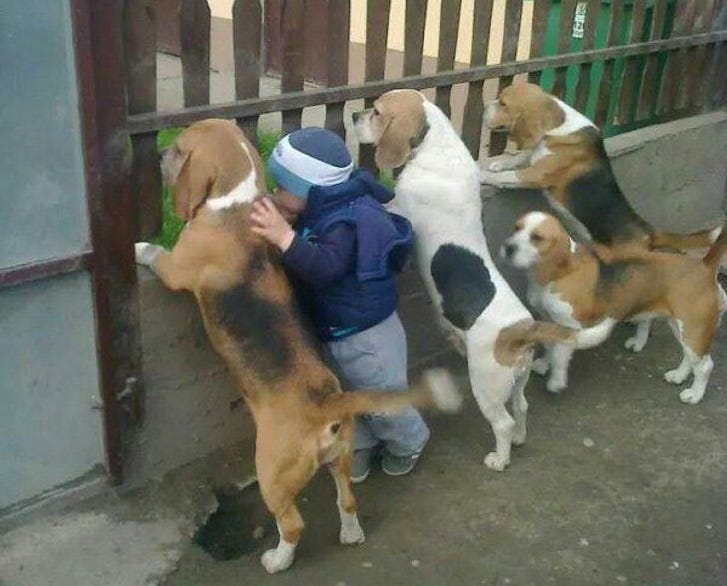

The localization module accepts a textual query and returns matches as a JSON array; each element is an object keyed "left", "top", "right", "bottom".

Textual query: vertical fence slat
[
  {"left": 703, "top": 0, "right": 727, "bottom": 111},
  {"left": 180, "top": 0, "right": 211, "bottom": 108},
  {"left": 360, "top": 0, "right": 392, "bottom": 170},
  {"left": 574, "top": 0, "right": 600, "bottom": 112},
  {"left": 435, "top": 0, "right": 462, "bottom": 118},
  {"left": 324, "top": 0, "right": 351, "bottom": 138},
  {"left": 489, "top": 0, "right": 523, "bottom": 155},
  {"left": 462, "top": 0, "right": 494, "bottom": 157},
  {"left": 404, "top": 0, "right": 428, "bottom": 76},
  {"left": 281, "top": 0, "right": 306, "bottom": 134},
  {"left": 680, "top": 0, "right": 713, "bottom": 112},
  {"left": 594, "top": 0, "right": 624, "bottom": 127},
  {"left": 233, "top": 0, "right": 262, "bottom": 144},
  {"left": 123, "top": 0, "right": 161, "bottom": 240},
  {"left": 615, "top": 0, "right": 647, "bottom": 124},
  {"left": 656, "top": 0, "right": 691, "bottom": 116},
  {"left": 528, "top": 0, "right": 552, "bottom": 84},
  {"left": 671, "top": 0, "right": 699, "bottom": 113},
  {"left": 552, "top": 0, "right": 577, "bottom": 98},
  {"left": 636, "top": 0, "right": 667, "bottom": 119}
]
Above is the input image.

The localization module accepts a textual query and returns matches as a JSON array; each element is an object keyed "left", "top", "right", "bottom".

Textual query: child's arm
[{"left": 251, "top": 198, "right": 355, "bottom": 288}]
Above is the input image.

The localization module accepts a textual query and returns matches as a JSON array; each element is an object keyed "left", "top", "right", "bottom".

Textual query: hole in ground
[{"left": 193, "top": 481, "right": 274, "bottom": 561}]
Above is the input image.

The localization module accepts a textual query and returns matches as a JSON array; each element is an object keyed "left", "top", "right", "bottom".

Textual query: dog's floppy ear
[
  {"left": 511, "top": 97, "right": 564, "bottom": 150},
  {"left": 172, "top": 141, "right": 216, "bottom": 221},
  {"left": 375, "top": 111, "right": 424, "bottom": 170}
]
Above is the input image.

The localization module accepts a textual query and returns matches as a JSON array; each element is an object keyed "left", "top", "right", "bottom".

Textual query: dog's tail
[
  {"left": 703, "top": 221, "right": 727, "bottom": 273},
  {"left": 323, "top": 368, "right": 463, "bottom": 419},
  {"left": 494, "top": 318, "right": 616, "bottom": 366},
  {"left": 652, "top": 225, "right": 723, "bottom": 250}
]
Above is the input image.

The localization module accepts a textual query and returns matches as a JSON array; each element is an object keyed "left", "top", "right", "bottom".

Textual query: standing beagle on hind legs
[
  {"left": 134, "top": 119, "right": 461, "bottom": 573},
  {"left": 503, "top": 211, "right": 727, "bottom": 403},
  {"left": 353, "top": 90, "right": 610, "bottom": 471}
]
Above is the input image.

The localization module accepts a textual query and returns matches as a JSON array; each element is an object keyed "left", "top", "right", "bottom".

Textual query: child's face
[{"left": 272, "top": 187, "right": 306, "bottom": 222}]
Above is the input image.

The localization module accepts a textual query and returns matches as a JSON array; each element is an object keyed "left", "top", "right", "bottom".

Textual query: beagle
[
  {"left": 352, "top": 91, "right": 610, "bottom": 471},
  {"left": 480, "top": 82, "right": 723, "bottom": 252},
  {"left": 502, "top": 211, "right": 727, "bottom": 403},
  {"left": 134, "top": 119, "right": 461, "bottom": 573}
]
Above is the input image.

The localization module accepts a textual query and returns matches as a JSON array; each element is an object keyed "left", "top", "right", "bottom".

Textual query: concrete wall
[{"left": 128, "top": 111, "right": 726, "bottom": 486}]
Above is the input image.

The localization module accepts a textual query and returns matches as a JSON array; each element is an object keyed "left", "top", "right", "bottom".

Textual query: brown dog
[
  {"left": 502, "top": 211, "right": 727, "bottom": 403},
  {"left": 134, "top": 119, "right": 461, "bottom": 573},
  {"left": 480, "top": 82, "right": 722, "bottom": 252}
]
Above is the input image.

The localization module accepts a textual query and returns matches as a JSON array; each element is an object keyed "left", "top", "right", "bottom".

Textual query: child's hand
[{"left": 250, "top": 197, "right": 296, "bottom": 251}]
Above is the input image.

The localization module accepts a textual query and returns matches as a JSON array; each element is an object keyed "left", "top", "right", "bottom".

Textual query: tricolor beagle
[
  {"left": 480, "top": 82, "right": 722, "bottom": 252},
  {"left": 353, "top": 91, "right": 610, "bottom": 471},
  {"left": 134, "top": 119, "right": 461, "bottom": 573},
  {"left": 503, "top": 211, "right": 727, "bottom": 403}
]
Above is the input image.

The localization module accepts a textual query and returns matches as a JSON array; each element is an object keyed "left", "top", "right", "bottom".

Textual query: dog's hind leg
[
  {"left": 328, "top": 452, "right": 366, "bottom": 546},
  {"left": 510, "top": 362, "right": 532, "bottom": 446}
]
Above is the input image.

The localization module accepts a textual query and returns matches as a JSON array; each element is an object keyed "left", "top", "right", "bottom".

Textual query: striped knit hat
[{"left": 267, "top": 127, "right": 354, "bottom": 200}]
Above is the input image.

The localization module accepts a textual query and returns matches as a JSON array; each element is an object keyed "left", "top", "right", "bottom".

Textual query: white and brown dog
[
  {"left": 134, "top": 119, "right": 461, "bottom": 573},
  {"left": 502, "top": 211, "right": 727, "bottom": 403},
  {"left": 479, "top": 82, "right": 722, "bottom": 253},
  {"left": 352, "top": 90, "right": 610, "bottom": 471}
]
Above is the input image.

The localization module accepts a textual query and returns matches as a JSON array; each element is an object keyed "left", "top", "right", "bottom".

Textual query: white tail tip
[{"left": 422, "top": 368, "right": 463, "bottom": 412}]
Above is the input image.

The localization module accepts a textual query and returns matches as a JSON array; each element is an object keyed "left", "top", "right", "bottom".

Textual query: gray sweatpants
[{"left": 325, "top": 311, "right": 430, "bottom": 456}]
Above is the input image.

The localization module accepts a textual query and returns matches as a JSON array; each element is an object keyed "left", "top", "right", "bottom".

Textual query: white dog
[{"left": 353, "top": 90, "right": 609, "bottom": 470}]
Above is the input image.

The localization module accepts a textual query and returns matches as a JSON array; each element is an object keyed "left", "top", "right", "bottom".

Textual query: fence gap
[
  {"left": 360, "top": 0, "right": 392, "bottom": 171},
  {"left": 123, "top": 0, "right": 161, "bottom": 240},
  {"left": 435, "top": 0, "right": 462, "bottom": 118},
  {"left": 324, "top": 0, "right": 351, "bottom": 139},
  {"left": 462, "top": 0, "right": 494, "bottom": 158},
  {"left": 232, "top": 0, "right": 262, "bottom": 145},
  {"left": 489, "top": 0, "right": 523, "bottom": 155},
  {"left": 180, "top": 0, "right": 211, "bottom": 108}
]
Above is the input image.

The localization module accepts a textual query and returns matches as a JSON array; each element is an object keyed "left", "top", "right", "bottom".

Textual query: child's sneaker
[
  {"left": 351, "top": 448, "right": 374, "bottom": 483},
  {"left": 381, "top": 448, "right": 424, "bottom": 477}
]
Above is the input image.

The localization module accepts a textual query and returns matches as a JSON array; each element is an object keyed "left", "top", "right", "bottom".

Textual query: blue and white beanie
[{"left": 267, "top": 127, "right": 354, "bottom": 200}]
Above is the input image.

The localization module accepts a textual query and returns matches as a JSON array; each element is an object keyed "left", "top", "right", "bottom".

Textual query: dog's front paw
[
  {"left": 135, "top": 242, "right": 163, "bottom": 266},
  {"left": 339, "top": 518, "right": 366, "bottom": 545},
  {"left": 664, "top": 368, "right": 689, "bottom": 385},
  {"left": 483, "top": 452, "right": 509, "bottom": 471},
  {"left": 261, "top": 546, "right": 295, "bottom": 574},
  {"left": 546, "top": 377, "right": 566, "bottom": 394},
  {"left": 679, "top": 387, "right": 705, "bottom": 405},
  {"left": 624, "top": 335, "right": 647, "bottom": 353},
  {"left": 488, "top": 160, "right": 507, "bottom": 172},
  {"left": 531, "top": 357, "right": 550, "bottom": 376},
  {"left": 479, "top": 168, "right": 501, "bottom": 186}
]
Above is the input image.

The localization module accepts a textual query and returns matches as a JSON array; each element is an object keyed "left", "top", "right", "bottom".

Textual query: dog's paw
[
  {"left": 624, "top": 335, "right": 647, "bottom": 353},
  {"left": 546, "top": 378, "right": 566, "bottom": 394},
  {"left": 479, "top": 169, "right": 502, "bottom": 186},
  {"left": 531, "top": 357, "right": 550, "bottom": 376},
  {"left": 511, "top": 429, "right": 527, "bottom": 446},
  {"left": 483, "top": 452, "right": 509, "bottom": 471},
  {"left": 135, "top": 242, "right": 163, "bottom": 266},
  {"left": 664, "top": 368, "right": 689, "bottom": 385},
  {"left": 339, "top": 518, "right": 366, "bottom": 545},
  {"left": 679, "top": 387, "right": 705, "bottom": 405},
  {"left": 488, "top": 160, "right": 507, "bottom": 172},
  {"left": 261, "top": 546, "right": 295, "bottom": 574}
]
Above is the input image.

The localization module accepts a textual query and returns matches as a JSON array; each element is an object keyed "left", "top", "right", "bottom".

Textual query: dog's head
[
  {"left": 161, "top": 118, "right": 265, "bottom": 221},
  {"left": 484, "top": 83, "right": 565, "bottom": 150},
  {"left": 501, "top": 211, "right": 571, "bottom": 269},
  {"left": 352, "top": 89, "right": 427, "bottom": 170}
]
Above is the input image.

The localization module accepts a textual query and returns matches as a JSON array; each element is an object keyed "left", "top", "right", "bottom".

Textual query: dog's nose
[
  {"left": 502, "top": 243, "right": 516, "bottom": 259},
  {"left": 352, "top": 111, "right": 361, "bottom": 123}
]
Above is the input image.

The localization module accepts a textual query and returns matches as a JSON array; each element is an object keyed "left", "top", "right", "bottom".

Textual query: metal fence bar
[{"left": 435, "top": 0, "right": 462, "bottom": 118}]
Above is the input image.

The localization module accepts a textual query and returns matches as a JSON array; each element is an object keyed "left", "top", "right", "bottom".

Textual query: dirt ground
[{"left": 161, "top": 189, "right": 727, "bottom": 586}]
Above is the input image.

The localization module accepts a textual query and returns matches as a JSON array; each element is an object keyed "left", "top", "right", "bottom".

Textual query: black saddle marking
[{"left": 430, "top": 244, "right": 496, "bottom": 330}]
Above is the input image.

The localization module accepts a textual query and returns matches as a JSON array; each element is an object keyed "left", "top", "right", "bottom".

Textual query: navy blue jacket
[{"left": 281, "top": 169, "right": 413, "bottom": 341}]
